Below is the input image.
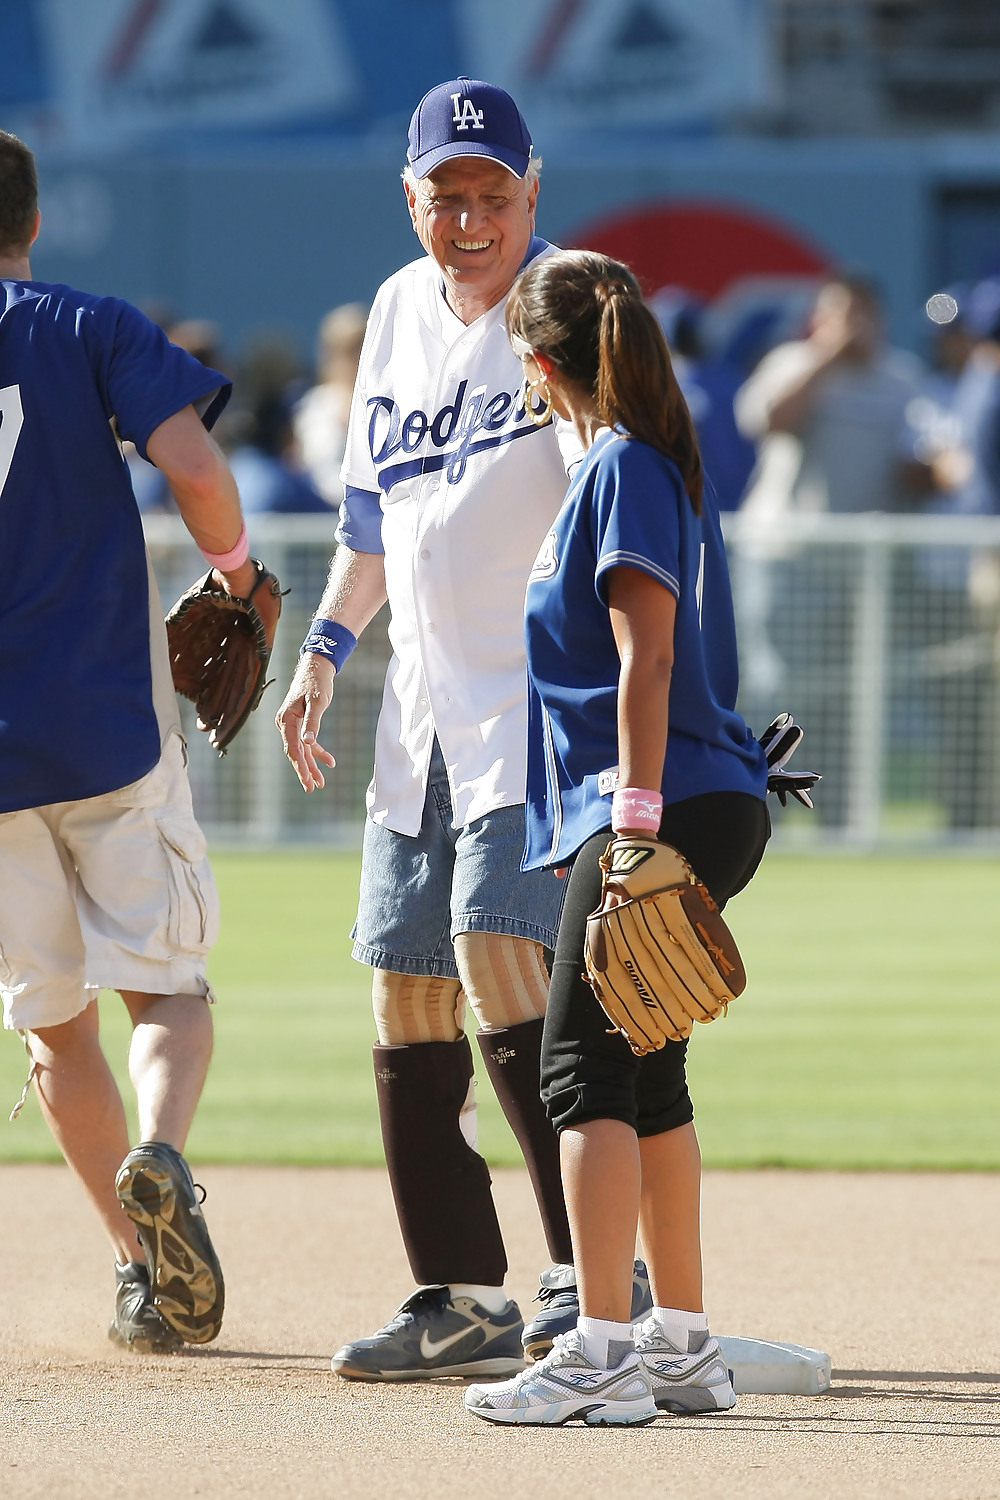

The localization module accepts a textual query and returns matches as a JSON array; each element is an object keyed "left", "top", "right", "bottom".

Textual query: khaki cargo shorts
[{"left": 0, "top": 733, "right": 218, "bottom": 1033}]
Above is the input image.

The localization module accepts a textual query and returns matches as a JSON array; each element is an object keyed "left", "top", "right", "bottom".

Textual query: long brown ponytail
[{"left": 506, "top": 250, "right": 703, "bottom": 513}]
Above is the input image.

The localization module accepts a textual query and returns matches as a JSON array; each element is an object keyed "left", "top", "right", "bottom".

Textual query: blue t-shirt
[
  {"left": 523, "top": 428, "right": 767, "bottom": 869},
  {"left": 0, "top": 280, "right": 231, "bottom": 813}
]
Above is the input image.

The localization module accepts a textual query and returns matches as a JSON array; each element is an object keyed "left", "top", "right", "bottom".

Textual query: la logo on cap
[
  {"left": 451, "top": 93, "right": 485, "bottom": 131},
  {"left": 407, "top": 78, "right": 531, "bottom": 178}
]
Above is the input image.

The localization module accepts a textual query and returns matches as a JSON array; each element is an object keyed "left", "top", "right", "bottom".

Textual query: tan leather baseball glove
[
  {"left": 165, "top": 560, "right": 284, "bottom": 755},
  {"left": 583, "top": 836, "right": 747, "bottom": 1055}
]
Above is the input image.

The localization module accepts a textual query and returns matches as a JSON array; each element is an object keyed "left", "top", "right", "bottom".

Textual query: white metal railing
[{"left": 145, "top": 511, "right": 1000, "bottom": 849}]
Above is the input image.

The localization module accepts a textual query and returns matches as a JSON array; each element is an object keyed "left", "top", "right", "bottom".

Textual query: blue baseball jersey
[
  {"left": 0, "top": 280, "right": 231, "bottom": 813},
  {"left": 523, "top": 428, "right": 767, "bottom": 869}
]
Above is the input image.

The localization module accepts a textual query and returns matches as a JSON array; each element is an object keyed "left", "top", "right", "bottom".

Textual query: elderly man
[{"left": 277, "top": 78, "right": 651, "bottom": 1380}]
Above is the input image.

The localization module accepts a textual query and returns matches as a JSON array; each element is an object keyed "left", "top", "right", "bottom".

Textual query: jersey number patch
[{"left": 0, "top": 385, "right": 24, "bottom": 500}]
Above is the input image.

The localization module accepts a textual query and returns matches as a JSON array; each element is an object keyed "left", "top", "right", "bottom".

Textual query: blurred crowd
[
  {"left": 658, "top": 268, "right": 1000, "bottom": 833},
  {"left": 131, "top": 271, "right": 1000, "bottom": 531},
  {"left": 654, "top": 270, "right": 1000, "bottom": 526},
  {"left": 128, "top": 300, "right": 367, "bottom": 519},
  {"left": 133, "top": 271, "right": 1000, "bottom": 831}
]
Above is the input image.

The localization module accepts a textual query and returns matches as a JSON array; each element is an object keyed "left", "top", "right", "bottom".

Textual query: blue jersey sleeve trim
[
  {"left": 595, "top": 550, "right": 680, "bottom": 599},
  {"left": 336, "top": 485, "right": 385, "bottom": 554}
]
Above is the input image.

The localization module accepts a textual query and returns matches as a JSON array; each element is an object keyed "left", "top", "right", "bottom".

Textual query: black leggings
[{"left": 540, "top": 792, "right": 770, "bottom": 1139}]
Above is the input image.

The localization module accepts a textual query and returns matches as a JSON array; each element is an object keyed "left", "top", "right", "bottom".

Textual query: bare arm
[
  {"left": 759, "top": 302, "right": 877, "bottom": 436},
  {"left": 145, "top": 404, "right": 256, "bottom": 598},
  {"left": 275, "top": 544, "right": 388, "bottom": 792},
  {"left": 312, "top": 542, "right": 389, "bottom": 637},
  {"left": 762, "top": 349, "right": 843, "bottom": 435},
  {"left": 607, "top": 566, "right": 677, "bottom": 829}
]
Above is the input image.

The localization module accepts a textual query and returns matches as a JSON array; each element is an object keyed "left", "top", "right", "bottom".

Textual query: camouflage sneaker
[
  {"left": 107, "top": 1261, "right": 183, "bottom": 1354},
  {"left": 116, "top": 1141, "right": 224, "bottom": 1345}
]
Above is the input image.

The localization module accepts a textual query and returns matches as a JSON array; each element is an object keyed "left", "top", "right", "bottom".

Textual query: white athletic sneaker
[
  {"left": 464, "top": 1328, "right": 657, "bottom": 1427},
  {"left": 634, "top": 1319, "right": 737, "bottom": 1413}
]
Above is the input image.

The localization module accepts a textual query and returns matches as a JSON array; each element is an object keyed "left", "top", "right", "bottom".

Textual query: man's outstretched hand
[{"left": 275, "top": 654, "right": 338, "bottom": 792}]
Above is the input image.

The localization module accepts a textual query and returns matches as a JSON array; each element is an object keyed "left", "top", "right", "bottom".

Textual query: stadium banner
[
  {"left": 24, "top": 0, "right": 359, "bottom": 147},
  {"left": 458, "top": 0, "right": 773, "bottom": 132}
]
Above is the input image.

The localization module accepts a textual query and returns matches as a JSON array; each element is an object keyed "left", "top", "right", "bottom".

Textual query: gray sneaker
[
  {"left": 522, "top": 1259, "right": 652, "bottom": 1361},
  {"left": 635, "top": 1319, "right": 737, "bottom": 1413},
  {"left": 465, "top": 1328, "right": 657, "bottom": 1427},
  {"left": 331, "top": 1285, "right": 526, "bottom": 1381}
]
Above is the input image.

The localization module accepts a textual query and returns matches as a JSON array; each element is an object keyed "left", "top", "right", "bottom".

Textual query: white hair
[{"left": 402, "top": 153, "right": 542, "bottom": 194}]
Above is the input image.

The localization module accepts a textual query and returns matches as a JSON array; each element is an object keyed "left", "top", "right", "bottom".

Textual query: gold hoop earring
[{"left": 526, "top": 375, "right": 554, "bottom": 427}]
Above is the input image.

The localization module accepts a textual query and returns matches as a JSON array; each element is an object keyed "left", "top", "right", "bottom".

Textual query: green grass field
[{"left": 2, "top": 852, "right": 997, "bottom": 1169}]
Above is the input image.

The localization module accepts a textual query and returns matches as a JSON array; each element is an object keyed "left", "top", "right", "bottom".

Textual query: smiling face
[{"left": 404, "top": 155, "right": 538, "bottom": 324}]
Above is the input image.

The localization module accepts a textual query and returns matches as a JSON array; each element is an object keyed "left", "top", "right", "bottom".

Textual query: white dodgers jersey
[{"left": 341, "top": 240, "right": 582, "bottom": 833}]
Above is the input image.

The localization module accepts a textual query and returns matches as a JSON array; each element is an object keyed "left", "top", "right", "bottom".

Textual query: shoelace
[
  {"left": 8, "top": 1035, "right": 38, "bottom": 1122},
  {"left": 533, "top": 1283, "right": 577, "bottom": 1307},
  {"left": 635, "top": 1330, "right": 682, "bottom": 1355},
  {"left": 376, "top": 1286, "right": 450, "bottom": 1337},
  {"left": 516, "top": 1331, "right": 576, "bottom": 1379},
  {"left": 506, "top": 1356, "right": 557, "bottom": 1390}
]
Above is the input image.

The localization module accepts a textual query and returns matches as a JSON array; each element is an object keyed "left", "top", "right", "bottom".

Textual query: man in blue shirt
[{"left": 0, "top": 131, "right": 253, "bottom": 1352}]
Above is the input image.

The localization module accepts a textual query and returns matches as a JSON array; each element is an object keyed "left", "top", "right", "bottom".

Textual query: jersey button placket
[{"left": 414, "top": 344, "right": 460, "bottom": 728}]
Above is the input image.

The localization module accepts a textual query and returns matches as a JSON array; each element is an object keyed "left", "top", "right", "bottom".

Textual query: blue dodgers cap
[{"left": 407, "top": 77, "right": 532, "bottom": 180}]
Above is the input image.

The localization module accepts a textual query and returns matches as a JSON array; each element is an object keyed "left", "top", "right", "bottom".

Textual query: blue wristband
[{"left": 300, "top": 618, "right": 358, "bottom": 673}]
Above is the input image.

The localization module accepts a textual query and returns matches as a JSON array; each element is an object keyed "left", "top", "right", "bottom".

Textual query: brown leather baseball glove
[
  {"left": 165, "top": 560, "right": 284, "bottom": 755},
  {"left": 583, "top": 836, "right": 747, "bottom": 1056}
]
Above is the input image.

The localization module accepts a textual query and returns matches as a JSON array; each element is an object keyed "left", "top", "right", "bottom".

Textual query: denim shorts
[{"left": 352, "top": 741, "right": 565, "bottom": 978}]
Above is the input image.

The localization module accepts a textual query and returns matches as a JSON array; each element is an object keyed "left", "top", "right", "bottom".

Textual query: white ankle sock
[
  {"left": 576, "top": 1315, "right": 634, "bottom": 1367},
  {"left": 449, "top": 1283, "right": 508, "bottom": 1314},
  {"left": 650, "top": 1305, "right": 709, "bottom": 1352}
]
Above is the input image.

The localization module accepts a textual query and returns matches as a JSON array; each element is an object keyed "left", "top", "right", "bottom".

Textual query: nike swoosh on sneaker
[{"left": 419, "top": 1325, "right": 477, "bottom": 1360}]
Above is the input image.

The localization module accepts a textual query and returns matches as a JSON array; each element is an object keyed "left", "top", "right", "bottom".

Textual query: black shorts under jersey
[{"left": 540, "top": 791, "right": 770, "bottom": 1138}]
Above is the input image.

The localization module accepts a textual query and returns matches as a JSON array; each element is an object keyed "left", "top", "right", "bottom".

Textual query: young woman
[{"left": 464, "top": 251, "right": 770, "bottom": 1427}]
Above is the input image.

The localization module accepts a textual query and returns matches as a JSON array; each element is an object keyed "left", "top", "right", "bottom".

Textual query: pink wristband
[
  {"left": 612, "top": 787, "right": 663, "bottom": 834},
  {"left": 200, "top": 520, "right": 249, "bottom": 572}
]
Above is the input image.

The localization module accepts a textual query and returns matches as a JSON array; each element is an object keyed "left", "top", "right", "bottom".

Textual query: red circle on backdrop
[{"left": 565, "top": 200, "right": 831, "bottom": 298}]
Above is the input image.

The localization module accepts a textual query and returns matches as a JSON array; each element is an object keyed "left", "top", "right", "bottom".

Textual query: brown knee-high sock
[
  {"left": 373, "top": 1037, "right": 507, "bottom": 1287},
  {"left": 476, "top": 1019, "right": 573, "bottom": 1266}
]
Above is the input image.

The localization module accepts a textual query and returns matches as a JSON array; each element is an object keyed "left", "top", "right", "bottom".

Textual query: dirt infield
[{"left": 1, "top": 1166, "right": 997, "bottom": 1499}]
